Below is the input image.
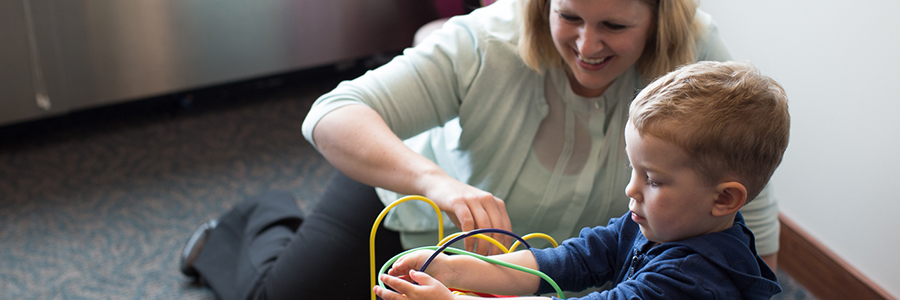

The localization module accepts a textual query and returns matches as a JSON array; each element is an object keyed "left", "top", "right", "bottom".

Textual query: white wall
[{"left": 698, "top": 1, "right": 900, "bottom": 297}]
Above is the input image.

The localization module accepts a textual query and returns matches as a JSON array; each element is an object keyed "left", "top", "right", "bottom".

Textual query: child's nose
[{"left": 625, "top": 178, "right": 640, "bottom": 201}]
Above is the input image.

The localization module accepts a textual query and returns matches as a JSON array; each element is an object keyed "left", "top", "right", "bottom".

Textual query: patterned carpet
[{"left": 0, "top": 61, "right": 816, "bottom": 299}]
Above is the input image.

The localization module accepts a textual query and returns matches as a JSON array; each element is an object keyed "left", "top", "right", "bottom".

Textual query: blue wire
[{"left": 419, "top": 228, "right": 532, "bottom": 273}]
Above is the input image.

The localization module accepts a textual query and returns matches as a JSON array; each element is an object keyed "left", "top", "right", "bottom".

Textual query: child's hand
[
  {"left": 388, "top": 250, "right": 448, "bottom": 282},
  {"left": 374, "top": 271, "right": 456, "bottom": 300}
]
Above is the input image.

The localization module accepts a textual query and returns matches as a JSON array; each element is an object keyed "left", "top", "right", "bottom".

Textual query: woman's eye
[
  {"left": 604, "top": 22, "right": 626, "bottom": 30},
  {"left": 558, "top": 12, "right": 581, "bottom": 22}
]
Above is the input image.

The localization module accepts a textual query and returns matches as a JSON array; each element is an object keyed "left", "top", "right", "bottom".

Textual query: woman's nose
[{"left": 577, "top": 26, "right": 605, "bottom": 56}]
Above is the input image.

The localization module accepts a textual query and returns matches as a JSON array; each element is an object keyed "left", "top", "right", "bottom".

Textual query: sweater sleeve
[{"left": 530, "top": 216, "right": 629, "bottom": 295}]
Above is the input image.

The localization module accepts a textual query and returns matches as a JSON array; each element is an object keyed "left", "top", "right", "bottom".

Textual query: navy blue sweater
[{"left": 531, "top": 212, "right": 781, "bottom": 299}]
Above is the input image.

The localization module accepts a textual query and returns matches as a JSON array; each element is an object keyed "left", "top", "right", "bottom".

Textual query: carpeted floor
[{"left": 0, "top": 60, "right": 817, "bottom": 300}]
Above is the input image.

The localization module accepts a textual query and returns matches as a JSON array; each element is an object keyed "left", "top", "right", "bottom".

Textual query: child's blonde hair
[
  {"left": 629, "top": 61, "right": 790, "bottom": 201},
  {"left": 518, "top": 0, "right": 700, "bottom": 82}
]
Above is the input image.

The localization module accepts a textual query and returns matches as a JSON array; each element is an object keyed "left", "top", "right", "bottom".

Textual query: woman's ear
[{"left": 711, "top": 182, "right": 747, "bottom": 217}]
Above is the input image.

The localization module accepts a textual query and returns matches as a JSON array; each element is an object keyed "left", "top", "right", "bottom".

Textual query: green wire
[{"left": 378, "top": 246, "right": 566, "bottom": 299}]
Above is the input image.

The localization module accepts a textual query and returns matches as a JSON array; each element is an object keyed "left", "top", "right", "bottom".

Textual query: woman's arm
[
  {"left": 302, "top": 11, "right": 520, "bottom": 254},
  {"left": 312, "top": 104, "right": 452, "bottom": 200},
  {"left": 312, "top": 104, "right": 512, "bottom": 254},
  {"left": 740, "top": 185, "right": 780, "bottom": 270},
  {"left": 762, "top": 252, "right": 778, "bottom": 271}
]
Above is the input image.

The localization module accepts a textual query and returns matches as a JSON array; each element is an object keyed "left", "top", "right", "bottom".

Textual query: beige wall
[{"left": 698, "top": 1, "right": 900, "bottom": 297}]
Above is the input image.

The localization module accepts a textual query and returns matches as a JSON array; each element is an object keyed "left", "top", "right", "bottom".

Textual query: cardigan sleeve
[{"left": 694, "top": 9, "right": 734, "bottom": 62}]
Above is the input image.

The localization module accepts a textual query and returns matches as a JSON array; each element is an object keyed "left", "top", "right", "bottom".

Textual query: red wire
[{"left": 448, "top": 288, "right": 517, "bottom": 298}]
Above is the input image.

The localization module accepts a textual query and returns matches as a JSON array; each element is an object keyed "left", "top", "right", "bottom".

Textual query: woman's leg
[
  {"left": 191, "top": 189, "right": 303, "bottom": 299},
  {"left": 193, "top": 172, "right": 403, "bottom": 299}
]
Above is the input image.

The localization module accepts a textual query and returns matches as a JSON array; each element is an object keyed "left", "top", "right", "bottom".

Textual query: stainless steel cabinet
[
  {"left": 0, "top": 0, "right": 435, "bottom": 126},
  {"left": 1, "top": 0, "right": 45, "bottom": 126}
]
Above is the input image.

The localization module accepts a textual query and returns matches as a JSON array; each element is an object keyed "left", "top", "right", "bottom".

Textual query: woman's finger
[
  {"left": 450, "top": 200, "right": 477, "bottom": 253},
  {"left": 474, "top": 195, "right": 515, "bottom": 255},
  {"left": 492, "top": 196, "right": 513, "bottom": 250},
  {"left": 467, "top": 199, "right": 494, "bottom": 255}
]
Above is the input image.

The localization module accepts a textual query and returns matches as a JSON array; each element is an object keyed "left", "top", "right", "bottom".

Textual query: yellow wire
[
  {"left": 437, "top": 232, "right": 510, "bottom": 254},
  {"left": 370, "top": 196, "right": 443, "bottom": 300},
  {"left": 509, "top": 233, "right": 559, "bottom": 252}
]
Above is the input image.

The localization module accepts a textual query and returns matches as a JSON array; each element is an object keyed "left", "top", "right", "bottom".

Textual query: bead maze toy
[{"left": 370, "top": 195, "right": 565, "bottom": 299}]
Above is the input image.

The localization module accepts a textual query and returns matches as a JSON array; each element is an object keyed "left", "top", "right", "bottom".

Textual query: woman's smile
[{"left": 575, "top": 49, "right": 612, "bottom": 70}]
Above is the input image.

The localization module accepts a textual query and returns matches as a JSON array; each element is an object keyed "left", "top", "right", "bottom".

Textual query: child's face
[{"left": 624, "top": 123, "right": 723, "bottom": 243}]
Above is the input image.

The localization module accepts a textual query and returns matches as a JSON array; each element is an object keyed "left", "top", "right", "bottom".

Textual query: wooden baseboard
[{"left": 778, "top": 213, "right": 895, "bottom": 300}]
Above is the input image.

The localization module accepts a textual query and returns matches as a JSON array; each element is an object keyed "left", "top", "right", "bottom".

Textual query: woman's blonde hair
[{"left": 518, "top": 0, "right": 700, "bottom": 82}]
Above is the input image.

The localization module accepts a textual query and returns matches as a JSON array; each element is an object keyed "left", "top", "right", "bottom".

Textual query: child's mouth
[{"left": 631, "top": 211, "right": 646, "bottom": 223}]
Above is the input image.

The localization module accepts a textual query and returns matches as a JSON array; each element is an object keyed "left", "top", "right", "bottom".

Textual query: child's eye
[{"left": 645, "top": 177, "right": 660, "bottom": 188}]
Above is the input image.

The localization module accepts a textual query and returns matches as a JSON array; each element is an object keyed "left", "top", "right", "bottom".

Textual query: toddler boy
[{"left": 373, "top": 61, "right": 788, "bottom": 300}]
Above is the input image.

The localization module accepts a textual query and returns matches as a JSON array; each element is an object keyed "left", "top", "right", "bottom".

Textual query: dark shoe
[{"left": 180, "top": 219, "right": 218, "bottom": 278}]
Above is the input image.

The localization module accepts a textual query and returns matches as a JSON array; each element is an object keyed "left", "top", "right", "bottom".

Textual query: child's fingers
[
  {"left": 373, "top": 285, "right": 406, "bottom": 300},
  {"left": 388, "top": 260, "right": 413, "bottom": 277},
  {"left": 409, "top": 269, "right": 453, "bottom": 293},
  {"left": 388, "top": 264, "right": 415, "bottom": 278},
  {"left": 390, "top": 251, "right": 428, "bottom": 276},
  {"left": 380, "top": 273, "right": 416, "bottom": 296},
  {"left": 387, "top": 267, "right": 406, "bottom": 277},
  {"left": 379, "top": 271, "right": 452, "bottom": 300},
  {"left": 408, "top": 270, "right": 437, "bottom": 286}
]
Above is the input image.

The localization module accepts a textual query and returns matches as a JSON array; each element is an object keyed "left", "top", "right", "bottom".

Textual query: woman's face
[{"left": 549, "top": 0, "right": 654, "bottom": 97}]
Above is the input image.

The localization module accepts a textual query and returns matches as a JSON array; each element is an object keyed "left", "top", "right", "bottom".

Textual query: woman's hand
[{"left": 419, "top": 174, "right": 513, "bottom": 256}]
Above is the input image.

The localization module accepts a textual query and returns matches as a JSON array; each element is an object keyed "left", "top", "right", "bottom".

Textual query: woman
[{"left": 181, "top": 0, "right": 780, "bottom": 298}]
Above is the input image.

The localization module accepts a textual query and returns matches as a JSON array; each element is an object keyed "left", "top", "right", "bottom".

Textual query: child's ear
[{"left": 711, "top": 182, "right": 747, "bottom": 217}]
